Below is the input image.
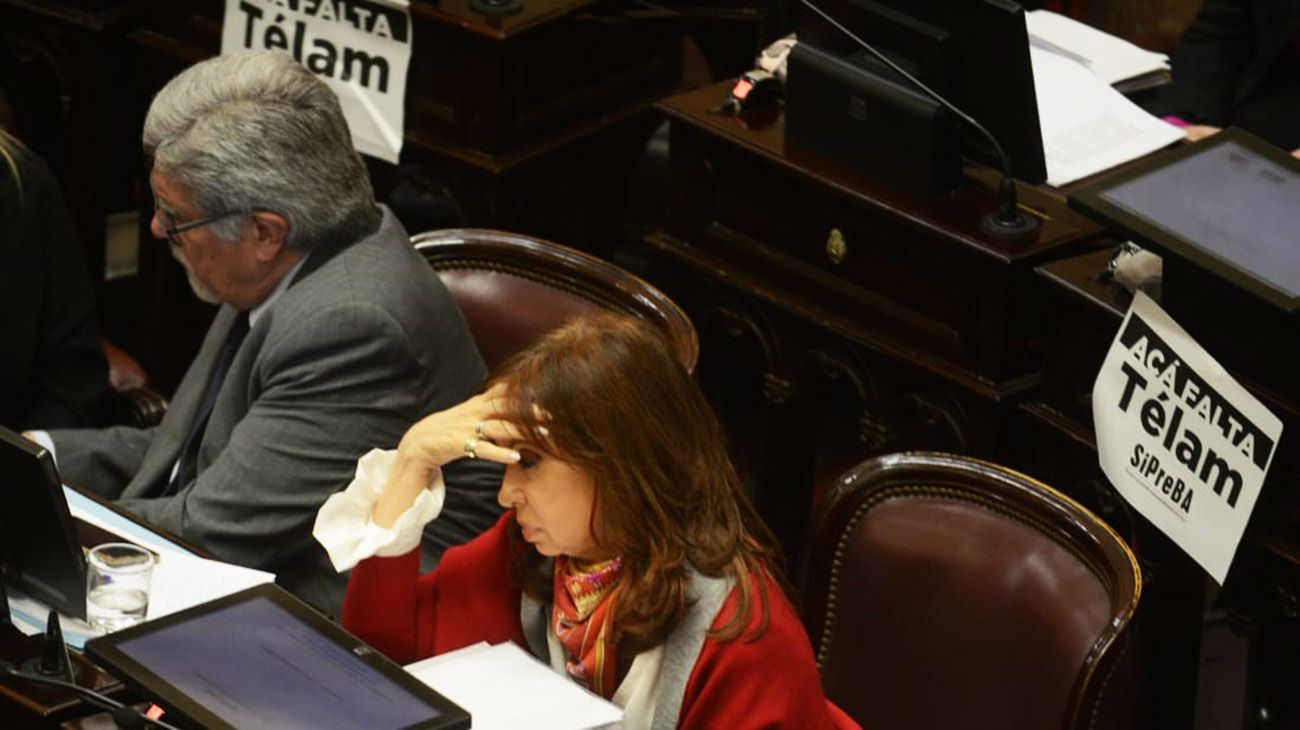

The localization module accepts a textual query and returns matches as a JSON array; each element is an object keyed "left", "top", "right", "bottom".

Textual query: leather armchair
[
  {"left": 801, "top": 451, "right": 1141, "bottom": 730},
  {"left": 101, "top": 338, "right": 167, "bottom": 428},
  {"left": 413, "top": 228, "right": 698, "bottom": 373}
]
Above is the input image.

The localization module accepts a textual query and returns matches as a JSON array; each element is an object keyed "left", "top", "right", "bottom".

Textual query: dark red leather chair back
[
  {"left": 413, "top": 229, "right": 698, "bottom": 373},
  {"left": 802, "top": 452, "right": 1140, "bottom": 730}
]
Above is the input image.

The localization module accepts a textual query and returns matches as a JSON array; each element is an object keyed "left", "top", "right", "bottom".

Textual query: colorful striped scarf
[{"left": 552, "top": 554, "right": 624, "bottom": 698}]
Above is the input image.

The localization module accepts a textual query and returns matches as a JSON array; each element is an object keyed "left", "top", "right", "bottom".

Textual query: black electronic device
[
  {"left": 0, "top": 426, "right": 90, "bottom": 620},
  {"left": 1070, "top": 127, "right": 1300, "bottom": 400},
  {"left": 715, "top": 69, "right": 783, "bottom": 115},
  {"left": 85, "top": 584, "right": 470, "bottom": 730},
  {"left": 786, "top": 41, "right": 961, "bottom": 198},
  {"left": 1069, "top": 127, "right": 1300, "bottom": 312},
  {"left": 792, "top": 0, "right": 1047, "bottom": 186},
  {"left": 470, "top": 0, "right": 523, "bottom": 16}
]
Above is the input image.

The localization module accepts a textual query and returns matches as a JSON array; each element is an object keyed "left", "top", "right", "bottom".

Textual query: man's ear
[{"left": 248, "top": 210, "right": 291, "bottom": 261}]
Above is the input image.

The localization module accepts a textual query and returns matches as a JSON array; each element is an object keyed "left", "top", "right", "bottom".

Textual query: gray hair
[{"left": 143, "top": 50, "right": 378, "bottom": 251}]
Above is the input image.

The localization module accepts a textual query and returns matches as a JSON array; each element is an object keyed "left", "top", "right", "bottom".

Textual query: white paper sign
[
  {"left": 1092, "top": 291, "right": 1282, "bottom": 584},
  {"left": 221, "top": 0, "right": 413, "bottom": 163}
]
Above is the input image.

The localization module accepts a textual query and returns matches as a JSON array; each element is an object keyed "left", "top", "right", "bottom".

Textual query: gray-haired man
[{"left": 40, "top": 51, "right": 500, "bottom": 615}]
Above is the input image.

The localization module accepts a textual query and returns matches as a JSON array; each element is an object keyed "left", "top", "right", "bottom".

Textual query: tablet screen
[
  {"left": 1069, "top": 128, "right": 1300, "bottom": 312},
  {"left": 1098, "top": 139, "right": 1300, "bottom": 299},
  {"left": 87, "top": 586, "right": 467, "bottom": 730}
]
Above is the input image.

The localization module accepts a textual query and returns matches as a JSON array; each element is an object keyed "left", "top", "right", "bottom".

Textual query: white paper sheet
[
  {"left": 1031, "top": 46, "right": 1185, "bottom": 186},
  {"left": 1092, "top": 292, "right": 1283, "bottom": 584},
  {"left": 406, "top": 642, "right": 624, "bottom": 730},
  {"left": 220, "top": 0, "right": 413, "bottom": 163},
  {"left": 1027, "top": 9, "right": 1169, "bottom": 86}
]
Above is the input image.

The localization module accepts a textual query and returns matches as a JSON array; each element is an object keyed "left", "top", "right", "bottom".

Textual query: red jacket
[{"left": 342, "top": 513, "right": 859, "bottom": 729}]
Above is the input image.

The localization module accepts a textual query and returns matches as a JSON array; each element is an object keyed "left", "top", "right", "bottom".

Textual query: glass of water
[{"left": 86, "top": 542, "right": 154, "bottom": 633}]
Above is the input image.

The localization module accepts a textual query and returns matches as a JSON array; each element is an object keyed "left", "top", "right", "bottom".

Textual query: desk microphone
[
  {"left": 0, "top": 660, "right": 182, "bottom": 730},
  {"left": 798, "top": 0, "right": 1042, "bottom": 238}
]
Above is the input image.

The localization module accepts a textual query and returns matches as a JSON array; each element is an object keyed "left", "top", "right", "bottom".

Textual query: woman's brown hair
[{"left": 493, "top": 312, "right": 784, "bottom": 654}]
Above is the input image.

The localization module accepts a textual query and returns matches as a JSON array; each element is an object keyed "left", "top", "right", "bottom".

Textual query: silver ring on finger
[
  {"left": 463, "top": 436, "right": 479, "bottom": 459},
  {"left": 475, "top": 420, "right": 486, "bottom": 438}
]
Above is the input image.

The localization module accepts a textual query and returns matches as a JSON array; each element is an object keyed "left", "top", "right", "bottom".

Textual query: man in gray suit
[{"left": 34, "top": 51, "right": 501, "bottom": 615}]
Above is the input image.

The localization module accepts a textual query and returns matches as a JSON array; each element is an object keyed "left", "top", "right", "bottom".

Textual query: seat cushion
[{"left": 821, "top": 495, "right": 1111, "bottom": 730}]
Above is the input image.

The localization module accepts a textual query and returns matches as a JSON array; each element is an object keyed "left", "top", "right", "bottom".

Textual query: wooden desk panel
[{"left": 657, "top": 82, "right": 1105, "bottom": 387}]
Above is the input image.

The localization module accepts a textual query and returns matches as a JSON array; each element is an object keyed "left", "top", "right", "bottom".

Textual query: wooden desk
[
  {"left": 1017, "top": 248, "right": 1300, "bottom": 729},
  {"left": 647, "top": 81, "right": 1106, "bottom": 557}
]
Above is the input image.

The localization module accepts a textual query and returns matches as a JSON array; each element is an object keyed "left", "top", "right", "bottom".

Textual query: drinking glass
[{"left": 86, "top": 542, "right": 154, "bottom": 633}]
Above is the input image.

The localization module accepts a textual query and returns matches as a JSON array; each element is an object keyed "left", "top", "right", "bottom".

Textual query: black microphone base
[
  {"left": 470, "top": 0, "right": 523, "bottom": 16},
  {"left": 979, "top": 209, "right": 1041, "bottom": 238},
  {"left": 20, "top": 656, "right": 81, "bottom": 682}
]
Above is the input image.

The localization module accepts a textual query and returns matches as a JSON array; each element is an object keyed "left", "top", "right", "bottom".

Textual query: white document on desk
[
  {"left": 6, "top": 487, "right": 275, "bottom": 649},
  {"left": 405, "top": 641, "right": 624, "bottom": 730},
  {"left": 1027, "top": 9, "right": 1169, "bottom": 86},
  {"left": 1031, "top": 46, "right": 1185, "bottom": 186}
]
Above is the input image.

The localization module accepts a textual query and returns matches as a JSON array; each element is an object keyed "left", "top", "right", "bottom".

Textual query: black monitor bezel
[
  {"left": 1069, "top": 127, "right": 1300, "bottom": 313},
  {"left": 85, "top": 583, "right": 470, "bottom": 730},
  {"left": 0, "top": 426, "right": 88, "bottom": 620}
]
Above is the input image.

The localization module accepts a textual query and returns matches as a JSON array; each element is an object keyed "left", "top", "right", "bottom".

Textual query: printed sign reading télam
[
  {"left": 1093, "top": 292, "right": 1282, "bottom": 584},
  {"left": 222, "top": 0, "right": 412, "bottom": 163}
]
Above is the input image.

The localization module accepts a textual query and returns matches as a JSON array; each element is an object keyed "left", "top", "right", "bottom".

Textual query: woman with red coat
[{"left": 314, "top": 312, "right": 858, "bottom": 729}]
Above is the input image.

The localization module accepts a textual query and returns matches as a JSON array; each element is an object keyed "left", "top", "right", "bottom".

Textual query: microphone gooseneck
[{"left": 798, "top": 0, "right": 1041, "bottom": 237}]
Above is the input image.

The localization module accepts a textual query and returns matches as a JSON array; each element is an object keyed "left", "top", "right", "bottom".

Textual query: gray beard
[{"left": 172, "top": 246, "right": 220, "bottom": 305}]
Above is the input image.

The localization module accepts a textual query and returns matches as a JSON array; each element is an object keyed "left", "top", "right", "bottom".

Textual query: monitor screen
[
  {"left": 86, "top": 585, "right": 469, "bottom": 730},
  {"left": 794, "top": 0, "right": 1047, "bottom": 185},
  {"left": 1070, "top": 128, "right": 1300, "bottom": 311},
  {"left": 0, "top": 426, "right": 88, "bottom": 620}
]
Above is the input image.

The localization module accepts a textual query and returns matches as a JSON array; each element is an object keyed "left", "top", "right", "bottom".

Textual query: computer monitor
[
  {"left": 0, "top": 426, "right": 89, "bottom": 620},
  {"left": 791, "top": 0, "right": 1048, "bottom": 186}
]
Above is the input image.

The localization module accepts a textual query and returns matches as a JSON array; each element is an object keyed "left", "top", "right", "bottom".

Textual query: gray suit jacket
[{"left": 50, "top": 206, "right": 502, "bottom": 615}]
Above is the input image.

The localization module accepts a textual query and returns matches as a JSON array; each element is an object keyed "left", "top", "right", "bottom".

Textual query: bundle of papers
[
  {"left": 1022, "top": 10, "right": 1184, "bottom": 186},
  {"left": 1030, "top": 46, "right": 1185, "bottom": 187},
  {"left": 1026, "top": 9, "right": 1170, "bottom": 87},
  {"left": 406, "top": 642, "right": 624, "bottom": 730}
]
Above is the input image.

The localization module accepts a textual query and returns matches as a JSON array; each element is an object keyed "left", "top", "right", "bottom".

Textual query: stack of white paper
[
  {"left": 1030, "top": 46, "right": 1185, "bottom": 186},
  {"left": 406, "top": 642, "right": 624, "bottom": 730},
  {"left": 1027, "top": 9, "right": 1170, "bottom": 86}
]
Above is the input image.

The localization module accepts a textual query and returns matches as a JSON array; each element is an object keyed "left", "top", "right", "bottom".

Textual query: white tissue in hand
[{"left": 312, "top": 448, "right": 445, "bottom": 572}]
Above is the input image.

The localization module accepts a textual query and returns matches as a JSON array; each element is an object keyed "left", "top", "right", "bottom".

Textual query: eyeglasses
[{"left": 155, "top": 205, "right": 242, "bottom": 247}]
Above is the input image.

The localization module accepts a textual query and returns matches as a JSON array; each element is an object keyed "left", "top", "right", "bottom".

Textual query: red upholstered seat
[
  {"left": 802, "top": 452, "right": 1141, "bottom": 730},
  {"left": 413, "top": 229, "right": 697, "bottom": 373}
]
